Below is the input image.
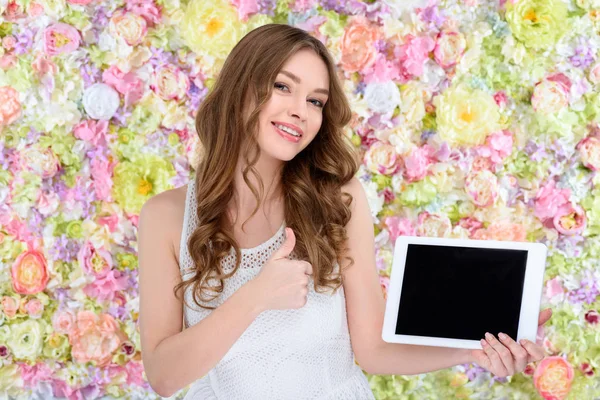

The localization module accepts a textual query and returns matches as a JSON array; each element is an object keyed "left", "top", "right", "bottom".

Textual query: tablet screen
[{"left": 395, "top": 244, "right": 528, "bottom": 340}]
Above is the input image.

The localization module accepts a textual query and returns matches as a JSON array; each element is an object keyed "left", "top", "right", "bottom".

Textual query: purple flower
[
  {"left": 257, "top": 0, "right": 277, "bottom": 16},
  {"left": 420, "top": 5, "right": 446, "bottom": 27},
  {"left": 13, "top": 28, "right": 35, "bottom": 55},
  {"left": 570, "top": 39, "right": 595, "bottom": 69}
]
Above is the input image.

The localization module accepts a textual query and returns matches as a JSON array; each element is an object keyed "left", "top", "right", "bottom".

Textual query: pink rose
[
  {"left": 43, "top": 23, "right": 81, "bottom": 56},
  {"left": 403, "top": 145, "right": 435, "bottom": 182},
  {"left": 553, "top": 205, "right": 586, "bottom": 236},
  {"left": 363, "top": 53, "right": 402, "bottom": 84},
  {"left": 533, "top": 181, "right": 571, "bottom": 222},
  {"left": 532, "top": 78, "right": 569, "bottom": 114},
  {"left": 11, "top": 250, "right": 49, "bottom": 295},
  {"left": 24, "top": 298, "right": 44, "bottom": 318},
  {"left": 397, "top": 34, "right": 436, "bottom": 77},
  {"left": 458, "top": 217, "right": 484, "bottom": 236},
  {"left": 78, "top": 241, "right": 113, "bottom": 277},
  {"left": 97, "top": 214, "right": 119, "bottom": 233},
  {"left": 0, "top": 86, "right": 21, "bottom": 128},
  {"left": 73, "top": 119, "right": 109, "bottom": 146},
  {"left": 534, "top": 356, "right": 574, "bottom": 400},
  {"left": 125, "top": 0, "right": 162, "bottom": 26},
  {"left": 0, "top": 54, "right": 17, "bottom": 69},
  {"left": 576, "top": 136, "right": 600, "bottom": 171},
  {"left": 477, "top": 130, "right": 513, "bottom": 164},
  {"left": 1, "top": 296, "right": 19, "bottom": 318},
  {"left": 52, "top": 310, "right": 76, "bottom": 335},
  {"left": 465, "top": 169, "right": 499, "bottom": 208},
  {"left": 340, "top": 17, "right": 379, "bottom": 73},
  {"left": 102, "top": 65, "right": 144, "bottom": 107},
  {"left": 83, "top": 270, "right": 129, "bottom": 302},
  {"left": 20, "top": 145, "right": 61, "bottom": 178},
  {"left": 385, "top": 216, "right": 416, "bottom": 244},
  {"left": 230, "top": 0, "right": 259, "bottom": 21},
  {"left": 2, "top": 36, "right": 16, "bottom": 51},
  {"left": 545, "top": 277, "right": 564, "bottom": 299},
  {"left": 433, "top": 30, "right": 466, "bottom": 69}
]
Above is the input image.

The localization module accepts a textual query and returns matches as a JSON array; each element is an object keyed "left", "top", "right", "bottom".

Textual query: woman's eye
[
  {"left": 274, "top": 82, "right": 289, "bottom": 92},
  {"left": 309, "top": 99, "right": 324, "bottom": 108}
]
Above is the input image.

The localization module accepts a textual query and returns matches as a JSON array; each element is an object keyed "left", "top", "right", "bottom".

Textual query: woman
[{"left": 138, "top": 24, "right": 551, "bottom": 399}]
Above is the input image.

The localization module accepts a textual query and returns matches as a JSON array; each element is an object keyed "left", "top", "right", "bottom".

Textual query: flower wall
[{"left": 0, "top": 0, "right": 599, "bottom": 399}]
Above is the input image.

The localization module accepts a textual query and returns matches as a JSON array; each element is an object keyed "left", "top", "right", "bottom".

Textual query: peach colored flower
[
  {"left": 109, "top": 10, "right": 147, "bottom": 46},
  {"left": 150, "top": 64, "right": 190, "bottom": 101},
  {"left": 364, "top": 141, "right": 399, "bottom": 175},
  {"left": 11, "top": 250, "right": 49, "bottom": 295},
  {"left": 52, "top": 310, "right": 76, "bottom": 335},
  {"left": 417, "top": 212, "right": 452, "bottom": 238},
  {"left": 2, "top": 36, "right": 16, "bottom": 51},
  {"left": 534, "top": 356, "right": 574, "bottom": 400},
  {"left": 473, "top": 222, "right": 527, "bottom": 242},
  {"left": 465, "top": 169, "right": 499, "bottom": 208},
  {"left": 28, "top": 2, "right": 44, "bottom": 17},
  {"left": 31, "top": 54, "right": 58, "bottom": 77},
  {"left": 1, "top": 296, "right": 19, "bottom": 318},
  {"left": 69, "top": 311, "right": 124, "bottom": 366},
  {"left": 434, "top": 30, "right": 466, "bottom": 69},
  {"left": 43, "top": 23, "right": 81, "bottom": 56},
  {"left": 0, "top": 86, "right": 21, "bottom": 128},
  {"left": 340, "top": 17, "right": 379, "bottom": 73},
  {"left": 24, "top": 298, "right": 44, "bottom": 318},
  {"left": 20, "top": 145, "right": 60, "bottom": 179}
]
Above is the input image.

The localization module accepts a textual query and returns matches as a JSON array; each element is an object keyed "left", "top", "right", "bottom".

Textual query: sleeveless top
[{"left": 178, "top": 178, "right": 375, "bottom": 400}]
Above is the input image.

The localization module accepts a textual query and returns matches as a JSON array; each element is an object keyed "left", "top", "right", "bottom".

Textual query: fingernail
[
  {"left": 485, "top": 332, "right": 493, "bottom": 340},
  {"left": 480, "top": 339, "right": 487, "bottom": 347},
  {"left": 499, "top": 332, "right": 507, "bottom": 340}
]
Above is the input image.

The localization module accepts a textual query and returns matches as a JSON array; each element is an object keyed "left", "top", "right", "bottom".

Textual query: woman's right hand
[{"left": 250, "top": 227, "right": 313, "bottom": 311}]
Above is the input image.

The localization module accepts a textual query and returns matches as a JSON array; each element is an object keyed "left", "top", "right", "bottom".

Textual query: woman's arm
[
  {"left": 339, "top": 177, "right": 546, "bottom": 376},
  {"left": 138, "top": 194, "right": 264, "bottom": 397}
]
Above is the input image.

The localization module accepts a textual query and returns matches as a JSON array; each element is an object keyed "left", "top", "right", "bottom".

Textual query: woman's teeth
[{"left": 274, "top": 124, "right": 301, "bottom": 137}]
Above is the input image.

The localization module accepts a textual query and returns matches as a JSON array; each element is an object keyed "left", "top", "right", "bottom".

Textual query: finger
[
  {"left": 481, "top": 338, "right": 508, "bottom": 377},
  {"left": 520, "top": 339, "right": 545, "bottom": 362},
  {"left": 538, "top": 308, "right": 552, "bottom": 326},
  {"left": 272, "top": 228, "right": 296, "bottom": 259},
  {"left": 485, "top": 333, "right": 514, "bottom": 376},
  {"left": 498, "top": 332, "right": 528, "bottom": 373}
]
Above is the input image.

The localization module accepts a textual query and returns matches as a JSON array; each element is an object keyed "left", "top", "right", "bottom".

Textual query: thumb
[{"left": 272, "top": 227, "right": 296, "bottom": 260}]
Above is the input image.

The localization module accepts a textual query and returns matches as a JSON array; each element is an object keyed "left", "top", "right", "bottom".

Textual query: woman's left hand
[{"left": 468, "top": 308, "right": 553, "bottom": 377}]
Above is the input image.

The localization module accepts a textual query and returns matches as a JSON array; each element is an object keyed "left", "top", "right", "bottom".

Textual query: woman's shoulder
[{"left": 140, "top": 184, "right": 189, "bottom": 266}]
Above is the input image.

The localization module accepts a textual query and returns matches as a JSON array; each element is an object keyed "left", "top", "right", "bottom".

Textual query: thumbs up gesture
[{"left": 251, "top": 228, "right": 314, "bottom": 311}]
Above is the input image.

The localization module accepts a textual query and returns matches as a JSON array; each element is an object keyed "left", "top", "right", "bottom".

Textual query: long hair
[{"left": 174, "top": 24, "right": 360, "bottom": 310}]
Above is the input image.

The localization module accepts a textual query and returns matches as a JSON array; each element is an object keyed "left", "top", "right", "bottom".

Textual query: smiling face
[{"left": 255, "top": 48, "right": 330, "bottom": 162}]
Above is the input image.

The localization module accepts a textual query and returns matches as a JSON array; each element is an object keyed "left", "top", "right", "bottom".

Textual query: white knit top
[{"left": 178, "top": 178, "right": 375, "bottom": 400}]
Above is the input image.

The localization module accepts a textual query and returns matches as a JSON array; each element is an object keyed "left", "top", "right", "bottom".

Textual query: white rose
[
  {"left": 364, "top": 81, "right": 401, "bottom": 115},
  {"left": 7, "top": 320, "right": 44, "bottom": 361},
  {"left": 82, "top": 83, "right": 120, "bottom": 120},
  {"left": 383, "top": 0, "right": 429, "bottom": 19}
]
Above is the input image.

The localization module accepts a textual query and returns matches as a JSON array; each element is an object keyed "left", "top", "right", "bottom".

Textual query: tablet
[{"left": 382, "top": 236, "right": 548, "bottom": 350}]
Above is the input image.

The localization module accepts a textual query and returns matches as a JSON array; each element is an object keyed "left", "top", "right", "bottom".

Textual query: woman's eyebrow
[{"left": 279, "top": 70, "right": 329, "bottom": 96}]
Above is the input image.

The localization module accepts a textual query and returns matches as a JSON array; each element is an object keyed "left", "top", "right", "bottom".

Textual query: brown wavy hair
[{"left": 174, "top": 24, "right": 360, "bottom": 310}]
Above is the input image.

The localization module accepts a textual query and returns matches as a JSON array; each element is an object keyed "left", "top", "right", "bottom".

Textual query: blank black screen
[{"left": 395, "top": 244, "right": 528, "bottom": 340}]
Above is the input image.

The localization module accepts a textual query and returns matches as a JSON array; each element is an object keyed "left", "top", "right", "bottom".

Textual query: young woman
[{"left": 138, "top": 24, "right": 551, "bottom": 399}]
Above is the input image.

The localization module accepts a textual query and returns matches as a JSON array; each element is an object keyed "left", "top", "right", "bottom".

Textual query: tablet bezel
[{"left": 382, "top": 236, "right": 548, "bottom": 350}]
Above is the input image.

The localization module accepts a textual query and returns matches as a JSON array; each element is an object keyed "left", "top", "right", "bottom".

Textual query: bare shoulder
[
  {"left": 139, "top": 184, "right": 188, "bottom": 266},
  {"left": 341, "top": 176, "right": 365, "bottom": 211}
]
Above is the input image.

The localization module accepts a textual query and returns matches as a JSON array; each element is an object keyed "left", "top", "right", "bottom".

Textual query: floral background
[{"left": 0, "top": 0, "right": 599, "bottom": 398}]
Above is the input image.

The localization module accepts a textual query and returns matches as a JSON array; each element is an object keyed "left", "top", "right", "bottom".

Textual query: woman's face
[{"left": 255, "top": 48, "right": 330, "bottom": 162}]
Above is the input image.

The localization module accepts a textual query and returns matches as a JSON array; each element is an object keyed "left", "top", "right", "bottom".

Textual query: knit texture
[{"left": 179, "top": 178, "right": 375, "bottom": 399}]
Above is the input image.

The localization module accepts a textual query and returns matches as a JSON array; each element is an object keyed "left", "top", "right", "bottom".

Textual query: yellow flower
[
  {"left": 506, "top": 0, "right": 568, "bottom": 50},
  {"left": 434, "top": 83, "right": 501, "bottom": 147},
  {"left": 178, "top": 0, "right": 244, "bottom": 60}
]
